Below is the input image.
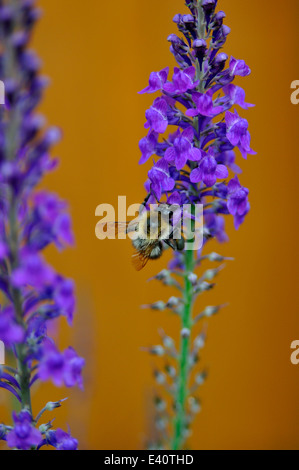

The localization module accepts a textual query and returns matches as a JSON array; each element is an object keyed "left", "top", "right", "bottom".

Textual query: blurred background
[{"left": 1, "top": 0, "right": 298, "bottom": 450}]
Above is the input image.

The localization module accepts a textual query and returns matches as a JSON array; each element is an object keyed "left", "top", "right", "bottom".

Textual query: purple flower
[
  {"left": 0, "top": 306, "right": 24, "bottom": 347},
  {"left": 164, "top": 127, "right": 203, "bottom": 170},
  {"left": 0, "top": 241, "right": 8, "bottom": 259},
  {"left": 227, "top": 176, "right": 250, "bottom": 229},
  {"left": 54, "top": 277, "right": 76, "bottom": 325},
  {"left": 225, "top": 109, "right": 256, "bottom": 159},
  {"left": 164, "top": 66, "right": 198, "bottom": 94},
  {"left": 63, "top": 347, "right": 85, "bottom": 390},
  {"left": 167, "top": 190, "right": 182, "bottom": 205},
  {"left": 202, "top": 0, "right": 217, "bottom": 11},
  {"left": 12, "top": 250, "right": 55, "bottom": 289},
  {"left": 47, "top": 428, "right": 78, "bottom": 451},
  {"left": 186, "top": 90, "right": 224, "bottom": 117},
  {"left": 167, "top": 34, "right": 191, "bottom": 68},
  {"left": 148, "top": 158, "right": 175, "bottom": 200},
  {"left": 139, "top": 67, "right": 169, "bottom": 94},
  {"left": 229, "top": 56, "right": 251, "bottom": 77},
  {"left": 53, "top": 213, "right": 74, "bottom": 248},
  {"left": 38, "top": 339, "right": 65, "bottom": 387},
  {"left": 223, "top": 84, "right": 254, "bottom": 110},
  {"left": 217, "top": 149, "right": 242, "bottom": 174},
  {"left": 26, "top": 192, "right": 74, "bottom": 250},
  {"left": 190, "top": 148, "right": 229, "bottom": 186},
  {"left": 139, "top": 132, "right": 159, "bottom": 164},
  {"left": 38, "top": 339, "right": 84, "bottom": 389},
  {"left": 145, "top": 97, "right": 168, "bottom": 134},
  {"left": 6, "top": 410, "right": 42, "bottom": 450},
  {"left": 205, "top": 214, "right": 228, "bottom": 243}
]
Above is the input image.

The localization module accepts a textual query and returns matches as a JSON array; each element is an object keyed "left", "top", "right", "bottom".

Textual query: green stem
[
  {"left": 171, "top": 2, "right": 207, "bottom": 449},
  {"left": 9, "top": 198, "right": 32, "bottom": 415},
  {"left": 196, "top": 0, "right": 206, "bottom": 40},
  {"left": 172, "top": 247, "right": 195, "bottom": 450}
]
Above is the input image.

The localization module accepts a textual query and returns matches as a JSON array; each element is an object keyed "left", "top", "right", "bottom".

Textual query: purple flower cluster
[
  {"left": 0, "top": 0, "right": 83, "bottom": 450},
  {"left": 139, "top": 0, "right": 255, "bottom": 235}
]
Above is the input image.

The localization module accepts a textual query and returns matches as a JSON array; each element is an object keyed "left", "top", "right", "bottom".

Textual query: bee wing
[
  {"left": 97, "top": 221, "right": 138, "bottom": 237},
  {"left": 131, "top": 246, "right": 152, "bottom": 271}
]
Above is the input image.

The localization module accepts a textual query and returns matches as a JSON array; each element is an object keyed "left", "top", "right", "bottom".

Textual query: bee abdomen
[{"left": 132, "top": 238, "right": 148, "bottom": 251}]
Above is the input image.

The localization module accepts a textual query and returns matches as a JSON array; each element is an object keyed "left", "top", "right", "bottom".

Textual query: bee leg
[
  {"left": 164, "top": 239, "right": 177, "bottom": 251},
  {"left": 139, "top": 193, "right": 151, "bottom": 214},
  {"left": 175, "top": 237, "right": 185, "bottom": 252},
  {"left": 164, "top": 238, "right": 185, "bottom": 252}
]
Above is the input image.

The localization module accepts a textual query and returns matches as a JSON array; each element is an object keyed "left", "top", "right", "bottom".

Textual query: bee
[{"left": 102, "top": 201, "right": 185, "bottom": 271}]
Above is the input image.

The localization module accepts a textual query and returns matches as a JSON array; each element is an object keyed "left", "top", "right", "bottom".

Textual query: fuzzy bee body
[
  {"left": 129, "top": 205, "right": 184, "bottom": 270},
  {"left": 103, "top": 202, "right": 185, "bottom": 271}
]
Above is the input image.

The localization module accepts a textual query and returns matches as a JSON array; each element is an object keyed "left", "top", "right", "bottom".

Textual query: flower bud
[
  {"left": 207, "top": 252, "right": 233, "bottom": 262},
  {"left": 189, "top": 396, "right": 201, "bottom": 414},
  {"left": 155, "top": 269, "right": 169, "bottom": 281},
  {"left": 156, "top": 417, "right": 167, "bottom": 431},
  {"left": 4, "top": 79, "right": 19, "bottom": 107},
  {"left": 168, "top": 34, "right": 191, "bottom": 67},
  {"left": 204, "top": 266, "right": 222, "bottom": 281},
  {"left": 12, "top": 31, "right": 30, "bottom": 55},
  {"left": 194, "top": 332, "right": 206, "bottom": 350},
  {"left": 45, "top": 399, "right": 65, "bottom": 411},
  {"left": 165, "top": 364, "right": 176, "bottom": 378},
  {"left": 39, "top": 422, "right": 52, "bottom": 434},
  {"left": 0, "top": 6, "right": 13, "bottom": 36},
  {"left": 193, "top": 39, "right": 207, "bottom": 60},
  {"left": 173, "top": 13, "right": 183, "bottom": 24},
  {"left": 182, "top": 14, "right": 196, "bottom": 34},
  {"left": 195, "top": 281, "right": 214, "bottom": 294},
  {"left": 202, "top": 0, "right": 217, "bottom": 12},
  {"left": 210, "top": 11, "right": 226, "bottom": 29},
  {"left": 202, "top": 0, "right": 217, "bottom": 25},
  {"left": 150, "top": 345, "right": 164, "bottom": 356},
  {"left": 212, "top": 25, "right": 231, "bottom": 49},
  {"left": 166, "top": 296, "right": 180, "bottom": 308},
  {"left": 187, "top": 273, "right": 197, "bottom": 285},
  {"left": 195, "top": 371, "right": 208, "bottom": 386},
  {"left": 154, "top": 396, "right": 166, "bottom": 412},
  {"left": 189, "top": 352, "right": 199, "bottom": 367},
  {"left": 142, "top": 301, "right": 165, "bottom": 311},
  {"left": 159, "top": 329, "right": 175, "bottom": 348},
  {"left": 181, "top": 328, "right": 190, "bottom": 339},
  {"left": 154, "top": 369, "right": 166, "bottom": 384},
  {"left": 204, "top": 305, "right": 220, "bottom": 317},
  {"left": 167, "top": 34, "right": 189, "bottom": 54},
  {"left": 214, "top": 52, "right": 228, "bottom": 70}
]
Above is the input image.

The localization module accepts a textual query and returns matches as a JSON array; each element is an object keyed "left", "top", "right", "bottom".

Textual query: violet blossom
[{"left": 6, "top": 410, "right": 42, "bottom": 451}]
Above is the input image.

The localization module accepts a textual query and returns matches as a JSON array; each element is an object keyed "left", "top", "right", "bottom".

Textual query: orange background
[{"left": 1, "top": 0, "right": 299, "bottom": 450}]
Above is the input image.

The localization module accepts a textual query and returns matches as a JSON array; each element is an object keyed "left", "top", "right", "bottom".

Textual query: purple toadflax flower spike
[
  {"left": 0, "top": 0, "right": 84, "bottom": 451},
  {"left": 137, "top": 0, "right": 255, "bottom": 450}
]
